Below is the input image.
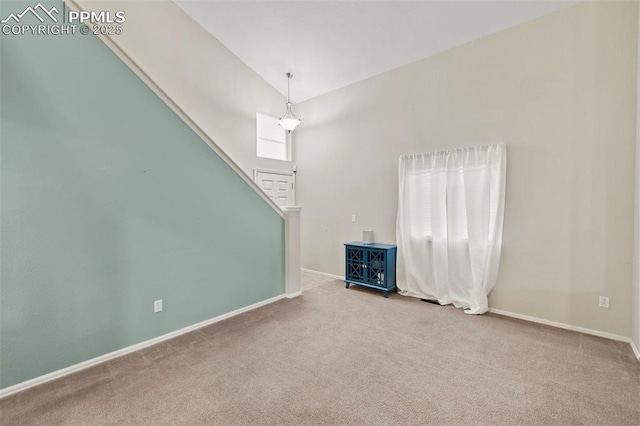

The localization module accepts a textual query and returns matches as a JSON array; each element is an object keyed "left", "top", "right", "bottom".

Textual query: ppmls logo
[
  {"left": 1, "top": 3, "right": 59, "bottom": 24},
  {"left": 1, "top": 2, "right": 126, "bottom": 36}
]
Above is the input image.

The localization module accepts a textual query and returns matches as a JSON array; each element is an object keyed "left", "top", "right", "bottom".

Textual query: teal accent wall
[{"left": 0, "top": 1, "right": 285, "bottom": 389}]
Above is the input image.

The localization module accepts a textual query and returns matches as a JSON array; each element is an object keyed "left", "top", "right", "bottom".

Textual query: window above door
[{"left": 256, "top": 112, "right": 289, "bottom": 161}]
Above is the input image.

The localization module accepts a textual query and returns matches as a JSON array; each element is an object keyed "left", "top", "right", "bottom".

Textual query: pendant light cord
[{"left": 286, "top": 72, "right": 292, "bottom": 103}]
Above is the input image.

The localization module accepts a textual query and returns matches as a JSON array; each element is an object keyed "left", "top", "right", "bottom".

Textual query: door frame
[{"left": 253, "top": 168, "right": 296, "bottom": 206}]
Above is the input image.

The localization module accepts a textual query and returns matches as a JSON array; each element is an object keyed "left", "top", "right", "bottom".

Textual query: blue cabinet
[{"left": 344, "top": 242, "right": 397, "bottom": 298}]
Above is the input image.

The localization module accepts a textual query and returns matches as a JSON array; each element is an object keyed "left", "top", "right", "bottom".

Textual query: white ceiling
[{"left": 175, "top": 1, "right": 575, "bottom": 103}]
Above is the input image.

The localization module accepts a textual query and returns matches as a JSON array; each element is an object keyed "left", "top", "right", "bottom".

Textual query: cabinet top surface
[{"left": 345, "top": 242, "right": 397, "bottom": 250}]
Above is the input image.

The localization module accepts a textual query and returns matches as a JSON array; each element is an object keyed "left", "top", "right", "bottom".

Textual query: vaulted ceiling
[{"left": 175, "top": 1, "right": 575, "bottom": 103}]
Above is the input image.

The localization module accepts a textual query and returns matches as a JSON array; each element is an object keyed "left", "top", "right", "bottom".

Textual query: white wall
[
  {"left": 296, "top": 2, "right": 638, "bottom": 337},
  {"left": 633, "top": 5, "right": 640, "bottom": 354},
  {"left": 77, "top": 0, "right": 292, "bottom": 178}
]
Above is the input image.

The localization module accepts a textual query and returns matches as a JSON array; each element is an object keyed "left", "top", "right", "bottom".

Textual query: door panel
[
  {"left": 366, "top": 250, "right": 386, "bottom": 285},
  {"left": 254, "top": 170, "right": 294, "bottom": 207},
  {"left": 346, "top": 247, "right": 364, "bottom": 281}
]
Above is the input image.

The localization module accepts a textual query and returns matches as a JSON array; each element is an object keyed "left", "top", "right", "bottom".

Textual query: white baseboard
[
  {"left": 631, "top": 339, "right": 640, "bottom": 361},
  {"left": 488, "top": 307, "right": 632, "bottom": 342},
  {"left": 0, "top": 294, "right": 287, "bottom": 399},
  {"left": 301, "top": 268, "right": 344, "bottom": 281},
  {"left": 285, "top": 291, "right": 302, "bottom": 299}
]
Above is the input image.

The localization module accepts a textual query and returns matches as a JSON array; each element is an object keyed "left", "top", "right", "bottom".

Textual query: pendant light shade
[{"left": 279, "top": 73, "right": 301, "bottom": 133}]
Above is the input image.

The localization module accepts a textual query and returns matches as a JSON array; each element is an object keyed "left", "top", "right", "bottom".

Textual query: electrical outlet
[
  {"left": 352, "top": 214, "right": 357, "bottom": 223},
  {"left": 154, "top": 299, "right": 163, "bottom": 313},
  {"left": 598, "top": 296, "right": 609, "bottom": 308}
]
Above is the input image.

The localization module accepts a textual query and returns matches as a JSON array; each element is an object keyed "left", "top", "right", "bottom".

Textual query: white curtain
[{"left": 396, "top": 143, "right": 506, "bottom": 314}]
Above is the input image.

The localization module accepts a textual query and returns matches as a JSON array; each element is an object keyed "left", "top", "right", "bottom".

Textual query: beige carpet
[
  {"left": 1, "top": 277, "right": 639, "bottom": 425},
  {"left": 301, "top": 271, "right": 335, "bottom": 292}
]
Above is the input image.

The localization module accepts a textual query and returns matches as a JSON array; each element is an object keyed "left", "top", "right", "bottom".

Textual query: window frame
[{"left": 256, "top": 112, "right": 290, "bottom": 162}]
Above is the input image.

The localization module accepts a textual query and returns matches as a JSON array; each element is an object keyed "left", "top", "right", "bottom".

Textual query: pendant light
[{"left": 278, "top": 72, "right": 301, "bottom": 133}]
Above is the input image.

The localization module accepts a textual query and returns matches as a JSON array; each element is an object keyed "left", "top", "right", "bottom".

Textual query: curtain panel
[{"left": 396, "top": 143, "right": 506, "bottom": 314}]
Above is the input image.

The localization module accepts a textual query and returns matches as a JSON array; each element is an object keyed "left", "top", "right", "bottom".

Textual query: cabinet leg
[
  {"left": 383, "top": 291, "right": 389, "bottom": 298},
  {"left": 345, "top": 282, "right": 350, "bottom": 289}
]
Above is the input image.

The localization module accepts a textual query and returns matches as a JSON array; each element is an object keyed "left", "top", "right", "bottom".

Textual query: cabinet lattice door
[{"left": 347, "top": 246, "right": 364, "bottom": 282}]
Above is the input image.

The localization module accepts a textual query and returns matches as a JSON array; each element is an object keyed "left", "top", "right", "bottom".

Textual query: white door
[{"left": 254, "top": 170, "right": 295, "bottom": 207}]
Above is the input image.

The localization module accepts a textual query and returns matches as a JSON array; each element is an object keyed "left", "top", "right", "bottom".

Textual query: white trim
[
  {"left": 632, "top": 0, "right": 640, "bottom": 370},
  {"left": 301, "top": 268, "right": 344, "bottom": 281},
  {"left": 488, "top": 308, "right": 630, "bottom": 342},
  {"left": 65, "top": 0, "right": 285, "bottom": 220},
  {"left": 253, "top": 169, "right": 295, "bottom": 178},
  {"left": 281, "top": 206, "right": 302, "bottom": 213},
  {"left": 631, "top": 339, "right": 640, "bottom": 361},
  {"left": 0, "top": 294, "right": 286, "bottom": 399},
  {"left": 285, "top": 291, "right": 302, "bottom": 299}
]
